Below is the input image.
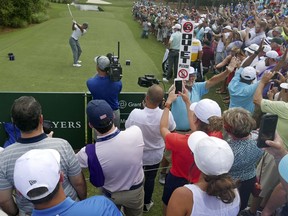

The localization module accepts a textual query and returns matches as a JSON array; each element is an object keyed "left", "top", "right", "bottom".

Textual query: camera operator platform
[{"left": 87, "top": 56, "right": 122, "bottom": 129}]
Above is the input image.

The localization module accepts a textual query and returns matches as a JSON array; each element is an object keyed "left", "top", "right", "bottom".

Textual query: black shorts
[{"left": 162, "top": 171, "right": 189, "bottom": 205}]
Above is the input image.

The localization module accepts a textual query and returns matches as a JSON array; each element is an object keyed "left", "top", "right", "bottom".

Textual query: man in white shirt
[
  {"left": 125, "top": 84, "right": 176, "bottom": 212},
  {"left": 77, "top": 100, "right": 145, "bottom": 216},
  {"left": 69, "top": 21, "right": 88, "bottom": 67},
  {"left": 163, "top": 24, "right": 182, "bottom": 82}
]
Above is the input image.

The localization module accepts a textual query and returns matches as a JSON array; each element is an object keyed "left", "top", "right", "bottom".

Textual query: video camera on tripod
[{"left": 106, "top": 42, "right": 122, "bottom": 82}]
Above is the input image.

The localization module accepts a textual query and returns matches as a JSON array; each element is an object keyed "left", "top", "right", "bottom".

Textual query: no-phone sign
[{"left": 177, "top": 21, "right": 194, "bottom": 80}]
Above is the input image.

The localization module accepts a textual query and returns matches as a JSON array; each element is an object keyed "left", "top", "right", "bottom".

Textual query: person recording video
[{"left": 87, "top": 55, "right": 122, "bottom": 129}]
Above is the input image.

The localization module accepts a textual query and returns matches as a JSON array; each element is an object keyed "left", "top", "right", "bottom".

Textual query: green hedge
[{"left": 0, "top": 0, "right": 49, "bottom": 28}]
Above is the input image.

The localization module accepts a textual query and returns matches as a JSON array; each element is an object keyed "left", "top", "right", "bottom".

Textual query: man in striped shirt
[{"left": 0, "top": 96, "right": 87, "bottom": 216}]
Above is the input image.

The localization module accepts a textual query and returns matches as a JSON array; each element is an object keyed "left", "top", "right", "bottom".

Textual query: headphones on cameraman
[{"left": 96, "top": 56, "right": 110, "bottom": 73}]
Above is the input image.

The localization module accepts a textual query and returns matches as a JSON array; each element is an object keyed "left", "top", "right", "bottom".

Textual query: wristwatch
[{"left": 164, "top": 103, "right": 171, "bottom": 109}]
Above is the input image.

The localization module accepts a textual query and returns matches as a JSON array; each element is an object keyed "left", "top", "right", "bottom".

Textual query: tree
[{"left": 0, "top": 0, "right": 49, "bottom": 28}]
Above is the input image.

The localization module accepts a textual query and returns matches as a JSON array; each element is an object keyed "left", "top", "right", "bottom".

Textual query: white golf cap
[
  {"left": 241, "top": 66, "right": 256, "bottom": 81},
  {"left": 14, "top": 149, "right": 61, "bottom": 201},
  {"left": 263, "top": 45, "right": 272, "bottom": 53},
  {"left": 223, "top": 25, "right": 232, "bottom": 31},
  {"left": 265, "top": 50, "right": 279, "bottom": 59},
  {"left": 189, "top": 66, "right": 197, "bottom": 75},
  {"left": 172, "top": 24, "right": 181, "bottom": 29},
  {"left": 244, "top": 44, "right": 259, "bottom": 54},
  {"left": 280, "top": 83, "right": 288, "bottom": 90},
  {"left": 188, "top": 131, "right": 234, "bottom": 176},
  {"left": 189, "top": 99, "right": 222, "bottom": 124}
]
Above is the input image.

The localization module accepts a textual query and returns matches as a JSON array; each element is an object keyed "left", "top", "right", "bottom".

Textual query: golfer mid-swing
[{"left": 69, "top": 21, "right": 88, "bottom": 67}]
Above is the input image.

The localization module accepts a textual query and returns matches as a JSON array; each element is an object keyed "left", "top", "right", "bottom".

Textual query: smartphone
[
  {"left": 269, "top": 82, "right": 274, "bottom": 90},
  {"left": 257, "top": 114, "right": 278, "bottom": 148},
  {"left": 43, "top": 120, "right": 54, "bottom": 134},
  {"left": 174, "top": 79, "right": 183, "bottom": 94}
]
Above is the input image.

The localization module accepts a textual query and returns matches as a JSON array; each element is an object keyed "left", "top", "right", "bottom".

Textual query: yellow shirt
[
  {"left": 190, "top": 39, "right": 202, "bottom": 62},
  {"left": 281, "top": 28, "right": 288, "bottom": 41}
]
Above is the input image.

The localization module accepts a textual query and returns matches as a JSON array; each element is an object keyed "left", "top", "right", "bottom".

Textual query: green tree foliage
[{"left": 0, "top": 0, "right": 49, "bottom": 28}]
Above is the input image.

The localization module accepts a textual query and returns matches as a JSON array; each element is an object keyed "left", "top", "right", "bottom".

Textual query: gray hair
[{"left": 223, "top": 107, "right": 256, "bottom": 138}]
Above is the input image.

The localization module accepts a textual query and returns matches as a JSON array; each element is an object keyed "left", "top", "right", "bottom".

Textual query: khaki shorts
[
  {"left": 103, "top": 186, "right": 144, "bottom": 216},
  {"left": 257, "top": 152, "right": 280, "bottom": 198}
]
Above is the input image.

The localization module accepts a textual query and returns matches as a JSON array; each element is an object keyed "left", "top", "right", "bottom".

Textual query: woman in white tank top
[{"left": 166, "top": 131, "right": 240, "bottom": 216}]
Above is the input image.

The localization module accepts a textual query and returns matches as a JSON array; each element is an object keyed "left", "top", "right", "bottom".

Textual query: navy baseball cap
[{"left": 86, "top": 100, "right": 113, "bottom": 128}]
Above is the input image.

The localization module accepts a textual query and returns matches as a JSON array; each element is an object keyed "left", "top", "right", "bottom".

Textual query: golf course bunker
[
  {"left": 75, "top": 4, "right": 100, "bottom": 11},
  {"left": 86, "top": 0, "right": 111, "bottom": 4}
]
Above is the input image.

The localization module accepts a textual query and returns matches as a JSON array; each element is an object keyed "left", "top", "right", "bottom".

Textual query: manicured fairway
[{"left": 0, "top": 1, "right": 165, "bottom": 92}]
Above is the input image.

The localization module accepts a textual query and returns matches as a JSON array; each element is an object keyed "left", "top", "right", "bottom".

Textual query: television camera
[
  {"left": 138, "top": 75, "right": 159, "bottom": 87},
  {"left": 106, "top": 42, "right": 122, "bottom": 82}
]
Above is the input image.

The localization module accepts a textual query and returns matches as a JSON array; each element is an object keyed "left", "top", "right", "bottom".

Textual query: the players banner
[{"left": 177, "top": 21, "right": 194, "bottom": 80}]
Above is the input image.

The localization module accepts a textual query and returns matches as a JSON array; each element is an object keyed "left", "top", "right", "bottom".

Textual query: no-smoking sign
[
  {"left": 177, "top": 20, "right": 194, "bottom": 80},
  {"left": 178, "top": 69, "right": 188, "bottom": 79}
]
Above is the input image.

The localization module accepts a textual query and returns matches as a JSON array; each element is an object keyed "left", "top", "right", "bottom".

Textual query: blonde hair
[{"left": 197, "top": 116, "right": 223, "bottom": 133}]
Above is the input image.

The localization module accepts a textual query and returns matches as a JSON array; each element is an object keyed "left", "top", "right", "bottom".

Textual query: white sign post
[{"left": 177, "top": 21, "right": 194, "bottom": 80}]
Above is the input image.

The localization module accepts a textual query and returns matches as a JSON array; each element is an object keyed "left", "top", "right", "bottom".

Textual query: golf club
[{"left": 67, "top": 4, "right": 74, "bottom": 20}]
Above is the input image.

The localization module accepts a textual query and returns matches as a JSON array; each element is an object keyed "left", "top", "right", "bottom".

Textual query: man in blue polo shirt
[
  {"left": 87, "top": 55, "right": 122, "bottom": 129},
  {"left": 13, "top": 149, "right": 121, "bottom": 216},
  {"left": 171, "top": 66, "right": 233, "bottom": 132}
]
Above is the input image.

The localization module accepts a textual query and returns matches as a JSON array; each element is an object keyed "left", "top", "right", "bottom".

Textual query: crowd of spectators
[{"left": 133, "top": 0, "right": 288, "bottom": 215}]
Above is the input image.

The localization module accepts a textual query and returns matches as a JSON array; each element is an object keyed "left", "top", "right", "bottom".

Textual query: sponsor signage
[{"left": 0, "top": 92, "right": 146, "bottom": 149}]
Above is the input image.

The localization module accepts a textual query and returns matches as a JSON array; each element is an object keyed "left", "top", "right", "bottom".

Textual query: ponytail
[{"left": 204, "top": 174, "right": 238, "bottom": 204}]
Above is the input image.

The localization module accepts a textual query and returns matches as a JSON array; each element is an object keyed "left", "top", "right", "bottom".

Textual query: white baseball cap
[
  {"left": 241, "top": 66, "right": 256, "bottom": 81},
  {"left": 189, "top": 99, "right": 221, "bottom": 124},
  {"left": 265, "top": 50, "right": 279, "bottom": 59},
  {"left": 263, "top": 45, "right": 272, "bottom": 53},
  {"left": 280, "top": 83, "right": 288, "bottom": 90},
  {"left": 244, "top": 44, "right": 259, "bottom": 54},
  {"left": 14, "top": 149, "right": 61, "bottom": 201},
  {"left": 188, "top": 66, "right": 197, "bottom": 75},
  {"left": 188, "top": 131, "right": 234, "bottom": 175},
  {"left": 223, "top": 25, "right": 232, "bottom": 31},
  {"left": 172, "top": 24, "right": 181, "bottom": 29}
]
